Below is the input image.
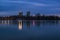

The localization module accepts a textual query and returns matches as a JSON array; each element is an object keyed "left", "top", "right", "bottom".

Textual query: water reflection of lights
[
  {"left": 5, "top": 20, "right": 7, "bottom": 24},
  {"left": 18, "top": 20, "right": 22, "bottom": 30},
  {"left": 8, "top": 20, "right": 9, "bottom": 24},
  {"left": 1, "top": 20, "right": 10, "bottom": 24},
  {"left": 2, "top": 20, "right": 4, "bottom": 24},
  {"left": 33, "top": 20, "right": 35, "bottom": 26}
]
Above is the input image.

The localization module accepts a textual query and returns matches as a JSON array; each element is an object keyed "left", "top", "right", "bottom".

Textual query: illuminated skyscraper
[
  {"left": 26, "top": 11, "right": 30, "bottom": 17},
  {"left": 19, "top": 11, "right": 23, "bottom": 17}
]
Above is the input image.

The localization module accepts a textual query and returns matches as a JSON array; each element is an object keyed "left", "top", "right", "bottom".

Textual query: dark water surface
[{"left": 0, "top": 20, "right": 60, "bottom": 40}]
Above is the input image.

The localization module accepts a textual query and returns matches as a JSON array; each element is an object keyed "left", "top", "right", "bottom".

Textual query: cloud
[
  {"left": 1, "top": 0, "right": 59, "bottom": 7},
  {"left": 0, "top": 0, "right": 60, "bottom": 15},
  {"left": 50, "top": 8, "right": 60, "bottom": 11},
  {"left": 0, "top": 11, "right": 18, "bottom": 16},
  {"left": 7, "top": 1, "right": 47, "bottom": 6}
]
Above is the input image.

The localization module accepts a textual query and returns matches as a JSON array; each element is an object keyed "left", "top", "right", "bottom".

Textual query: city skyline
[{"left": 0, "top": 0, "right": 60, "bottom": 16}]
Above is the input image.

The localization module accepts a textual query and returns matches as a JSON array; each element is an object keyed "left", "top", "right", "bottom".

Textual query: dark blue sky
[{"left": 0, "top": 0, "right": 60, "bottom": 16}]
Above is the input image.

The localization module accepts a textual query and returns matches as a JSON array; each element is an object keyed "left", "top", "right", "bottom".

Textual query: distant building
[
  {"left": 19, "top": 11, "right": 23, "bottom": 17},
  {"left": 26, "top": 11, "right": 30, "bottom": 17},
  {"left": 35, "top": 13, "right": 40, "bottom": 17}
]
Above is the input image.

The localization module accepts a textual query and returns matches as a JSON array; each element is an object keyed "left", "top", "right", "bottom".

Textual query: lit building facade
[
  {"left": 26, "top": 11, "right": 30, "bottom": 17},
  {"left": 19, "top": 11, "right": 23, "bottom": 17}
]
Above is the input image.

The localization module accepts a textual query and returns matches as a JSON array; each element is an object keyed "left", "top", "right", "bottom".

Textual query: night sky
[{"left": 0, "top": 0, "right": 60, "bottom": 16}]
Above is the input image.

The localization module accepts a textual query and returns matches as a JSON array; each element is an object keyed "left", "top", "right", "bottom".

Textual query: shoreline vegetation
[{"left": 0, "top": 11, "right": 60, "bottom": 20}]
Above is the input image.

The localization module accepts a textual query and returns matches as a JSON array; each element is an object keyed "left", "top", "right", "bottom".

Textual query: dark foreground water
[{"left": 0, "top": 20, "right": 60, "bottom": 40}]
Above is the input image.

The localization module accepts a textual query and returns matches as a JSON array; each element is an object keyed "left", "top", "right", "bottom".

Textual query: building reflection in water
[
  {"left": 0, "top": 20, "right": 59, "bottom": 30},
  {"left": 1, "top": 20, "right": 10, "bottom": 24},
  {"left": 26, "top": 20, "right": 30, "bottom": 28},
  {"left": 35, "top": 20, "right": 40, "bottom": 27},
  {"left": 18, "top": 20, "right": 23, "bottom": 30},
  {"left": 2, "top": 20, "right": 3, "bottom": 24},
  {"left": 32, "top": 20, "right": 35, "bottom": 26},
  {"left": 0, "top": 20, "right": 18, "bottom": 24}
]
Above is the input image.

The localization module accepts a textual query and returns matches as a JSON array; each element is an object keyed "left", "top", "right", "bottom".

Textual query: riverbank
[{"left": 0, "top": 15, "right": 60, "bottom": 20}]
